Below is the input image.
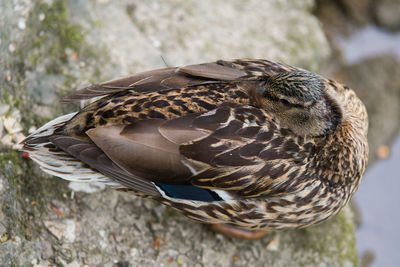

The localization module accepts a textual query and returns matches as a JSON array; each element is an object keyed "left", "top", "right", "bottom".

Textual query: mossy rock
[{"left": 0, "top": 0, "right": 361, "bottom": 266}]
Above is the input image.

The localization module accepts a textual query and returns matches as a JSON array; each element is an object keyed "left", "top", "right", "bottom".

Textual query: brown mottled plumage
[{"left": 22, "top": 59, "right": 368, "bottom": 234}]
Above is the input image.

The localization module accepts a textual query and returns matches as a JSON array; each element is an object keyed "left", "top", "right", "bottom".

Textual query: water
[
  {"left": 337, "top": 25, "right": 400, "bottom": 64},
  {"left": 355, "top": 136, "right": 400, "bottom": 267}
]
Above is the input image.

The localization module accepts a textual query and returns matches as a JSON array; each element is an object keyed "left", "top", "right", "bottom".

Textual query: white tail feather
[
  {"left": 29, "top": 113, "right": 77, "bottom": 138},
  {"left": 24, "top": 113, "right": 121, "bottom": 187}
]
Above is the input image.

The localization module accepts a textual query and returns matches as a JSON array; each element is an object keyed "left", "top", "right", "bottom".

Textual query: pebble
[
  {"left": 176, "top": 254, "right": 188, "bottom": 266},
  {"left": 0, "top": 109, "right": 25, "bottom": 149},
  {"left": 44, "top": 219, "right": 76, "bottom": 243},
  {"left": 130, "top": 248, "right": 139, "bottom": 258},
  {"left": 18, "top": 18, "right": 26, "bottom": 30},
  {"left": 13, "top": 236, "right": 21, "bottom": 245},
  {"left": 168, "top": 249, "right": 179, "bottom": 257},
  {"left": 0, "top": 104, "right": 10, "bottom": 115},
  {"left": 8, "top": 43, "right": 16, "bottom": 53},
  {"left": 98, "top": 229, "right": 108, "bottom": 249},
  {"left": 0, "top": 119, "right": 3, "bottom": 139},
  {"left": 1, "top": 134, "right": 13, "bottom": 147},
  {"left": 152, "top": 39, "right": 161, "bottom": 48},
  {"left": 4, "top": 117, "right": 22, "bottom": 134},
  {"left": 0, "top": 177, "right": 4, "bottom": 192},
  {"left": 377, "top": 145, "right": 390, "bottom": 159},
  {"left": 28, "top": 126, "right": 37, "bottom": 134},
  {"left": 266, "top": 234, "right": 280, "bottom": 251},
  {"left": 99, "top": 230, "right": 106, "bottom": 238}
]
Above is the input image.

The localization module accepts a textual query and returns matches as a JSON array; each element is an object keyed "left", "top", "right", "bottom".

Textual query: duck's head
[{"left": 257, "top": 70, "right": 343, "bottom": 137}]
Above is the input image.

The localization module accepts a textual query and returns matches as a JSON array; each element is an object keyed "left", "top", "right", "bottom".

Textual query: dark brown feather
[
  {"left": 179, "top": 105, "right": 312, "bottom": 197},
  {"left": 179, "top": 62, "right": 247, "bottom": 80},
  {"left": 86, "top": 119, "right": 201, "bottom": 183},
  {"left": 158, "top": 113, "right": 208, "bottom": 144},
  {"left": 61, "top": 68, "right": 176, "bottom": 102}
]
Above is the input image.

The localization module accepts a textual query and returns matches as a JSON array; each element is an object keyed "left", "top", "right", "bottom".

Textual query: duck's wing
[
  {"left": 61, "top": 59, "right": 296, "bottom": 102},
  {"left": 51, "top": 104, "right": 313, "bottom": 200},
  {"left": 177, "top": 104, "right": 314, "bottom": 198},
  {"left": 61, "top": 63, "right": 247, "bottom": 102}
]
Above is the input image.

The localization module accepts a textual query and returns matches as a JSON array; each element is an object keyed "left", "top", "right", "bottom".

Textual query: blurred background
[
  {"left": 315, "top": 1, "right": 400, "bottom": 266},
  {"left": 0, "top": 0, "right": 399, "bottom": 266}
]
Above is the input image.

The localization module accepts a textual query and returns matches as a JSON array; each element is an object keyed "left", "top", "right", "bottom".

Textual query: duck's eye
[
  {"left": 279, "top": 98, "right": 304, "bottom": 108},
  {"left": 280, "top": 98, "right": 291, "bottom": 105}
]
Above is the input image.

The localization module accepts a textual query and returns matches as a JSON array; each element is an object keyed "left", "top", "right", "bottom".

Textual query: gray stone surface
[{"left": 0, "top": 0, "right": 364, "bottom": 266}]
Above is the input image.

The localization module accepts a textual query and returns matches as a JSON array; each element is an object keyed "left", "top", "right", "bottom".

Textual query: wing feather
[
  {"left": 56, "top": 59, "right": 315, "bottom": 200},
  {"left": 178, "top": 105, "right": 314, "bottom": 198},
  {"left": 61, "top": 61, "right": 249, "bottom": 102},
  {"left": 179, "top": 62, "right": 247, "bottom": 80},
  {"left": 85, "top": 118, "right": 207, "bottom": 183}
]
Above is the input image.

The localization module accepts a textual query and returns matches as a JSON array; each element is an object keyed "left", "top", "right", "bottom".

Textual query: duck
[{"left": 22, "top": 59, "right": 368, "bottom": 239}]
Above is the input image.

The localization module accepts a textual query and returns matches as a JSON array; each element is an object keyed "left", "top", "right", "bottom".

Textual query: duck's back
[{"left": 22, "top": 59, "right": 368, "bottom": 231}]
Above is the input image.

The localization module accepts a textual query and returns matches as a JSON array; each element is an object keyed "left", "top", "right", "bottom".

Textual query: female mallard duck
[{"left": 22, "top": 59, "right": 368, "bottom": 239}]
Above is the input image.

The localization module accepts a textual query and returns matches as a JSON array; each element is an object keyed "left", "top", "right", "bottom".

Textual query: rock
[
  {"left": 315, "top": 0, "right": 373, "bottom": 37},
  {"left": 65, "top": 0, "right": 329, "bottom": 74},
  {"left": 65, "top": 261, "right": 83, "bottom": 267},
  {"left": 373, "top": 0, "right": 400, "bottom": 31},
  {"left": 25, "top": 72, "right": 66, "bottom": 105},
  {"left": 339, "top": 0, "right": 372, "bottom": 26},
  {"left": 318, "top": 0, "right": 400, "bottom": 32},
  {"left": 0, "top": 0, "right": 365, "bottom": 266},
  {"left": 360, "top": 250, "right": 376, "bottom": 267},
  {"left": 315, "top": 0, "right": 353, "bottom": 36},
  {"left": 68, "top": 181, "right": 106, "bottom": 193}
]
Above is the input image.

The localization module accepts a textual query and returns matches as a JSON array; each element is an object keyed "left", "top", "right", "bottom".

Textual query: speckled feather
[{"left": 22, "top": 59, "right": 368, "bottom": 231}]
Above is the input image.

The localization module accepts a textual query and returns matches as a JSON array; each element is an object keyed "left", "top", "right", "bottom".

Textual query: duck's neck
[{"left": 315, "top": 88, "right": 368, "bottom": 195}]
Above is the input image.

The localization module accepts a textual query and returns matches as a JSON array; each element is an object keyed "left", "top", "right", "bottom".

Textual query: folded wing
[{"left": 51, "top": 104, "right": 312, "bottom": 200}]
